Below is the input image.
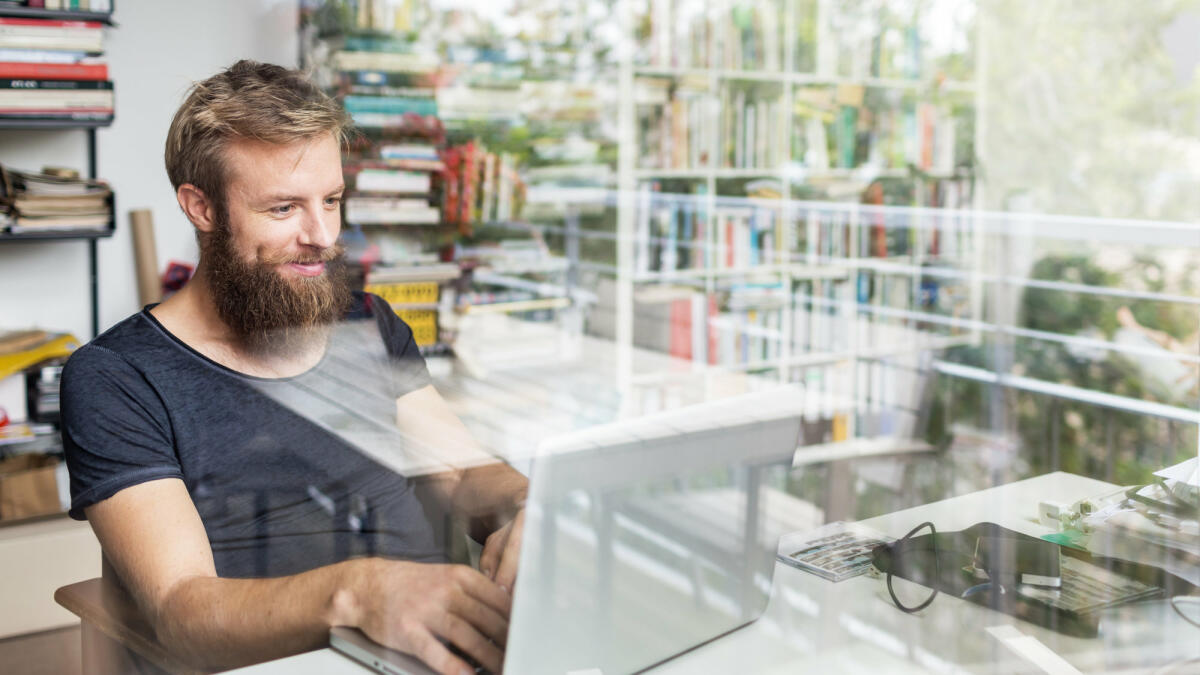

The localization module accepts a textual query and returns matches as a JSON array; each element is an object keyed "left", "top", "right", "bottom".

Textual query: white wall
[{"left": 0, "top": 0, "right": 299, "bottom": 339}]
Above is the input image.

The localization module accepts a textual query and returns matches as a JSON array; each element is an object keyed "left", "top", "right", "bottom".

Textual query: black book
[
  {"left": 0, "top": 79, "right": 114, "bottom": 90},
  {"left": 0, "top": 111, "right": 113, "bottom": 121}
]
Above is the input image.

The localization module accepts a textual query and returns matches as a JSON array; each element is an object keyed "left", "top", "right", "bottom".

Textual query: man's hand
[
  {"left": 348, "top": 559, "right": 511, "bottom": 675},
  {"left": 479, "top": 508, "right": 524, "bottom": 593}
]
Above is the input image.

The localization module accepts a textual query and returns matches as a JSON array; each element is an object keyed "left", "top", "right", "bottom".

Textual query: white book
[
  {"left": 333, "top": 51, "right": 438, "bottom": 74},
  {"left": 379, "top": 143, "right": 439, "bottom": 160},
  {"left": 345, "top": 198, "right": 440, "bottom": 225},
  {"left": 496, "top": 153, "right": 514, "bottom": 222},
  {"left": 714, "top": 211, "right": 728, "bottom": 269},
  {"left": 346, "top": 207, "right": 441, "bottom": 225},
  {"left": 757, "top": 101, "right": 769, "bottom": 168},
  {"left": 0, "top": 90, "right": 113, "bottom": 108},
  {"left": 761, "top": 0, "right": 780, "bottom": 71},
  {"left": 355, "top": 169, "right": 430, "bottom": 194},
  {"left": 657, "top": 206, "right": 676, "bottom": 271},
  {"left": 734, "top": 90, "right": 746, "bottom": 168},
  {"left": 0, "top": 49, "right": 90, "bottom": 63},
  {"left": 805, "top": 117, "right": 829, "bottom": 170},
  {"left": 482, "top": 153, "right": 497, "bottom": 222},
  {"left": 934, "top": 114, "right": 957, "bottom": 175},
  {"left": 653, "top": 0, "right": 671, "bottom": 66},
  {"left": 745, "top": 101, "right": 756, "bottom": 169}
]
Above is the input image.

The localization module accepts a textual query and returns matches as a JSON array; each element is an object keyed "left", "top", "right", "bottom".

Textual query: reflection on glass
[{"left": 507, "top": 389, "right": 804, "bottom": 674}]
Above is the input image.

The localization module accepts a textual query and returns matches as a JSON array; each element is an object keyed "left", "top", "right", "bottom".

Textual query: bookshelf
[
  {"left": 299, "top": 0, "right": 610, "bottom": 356},
  {"left": 0, "top": 0, "right": 116, "bottom": 338},
  {"left": 607, "top": 0, "right": 980, "bottom": 441},
  {"left": 298, "top": 0, "right": 979, "bottom": 432}
]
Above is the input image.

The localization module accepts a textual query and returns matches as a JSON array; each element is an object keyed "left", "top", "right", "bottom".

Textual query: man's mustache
[{"left": 259, "top": 243, "right": 346, "bottom": 266}]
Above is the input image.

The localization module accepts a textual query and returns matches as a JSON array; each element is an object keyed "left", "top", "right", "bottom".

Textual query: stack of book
[
  {"left": 719, "top": 86, "right": 786, "bottom": 170},
  {"left": 636, "top": 76, "right": 714, "bottom": 171},
  {"left": 441, "top": 140, "right": 524, "bottom": 233},
  {"left": 634, "top": 184, "right": 782, "bottom": 275},
  {"left": 363, "top": 262, "right": 461, "bottom": 353},
  {"left": 335, "top": 0, "right": 418, "bottom": 33},
  {"left": 0, "top": 164, "right": 111, "bottom": 233},
  {"left": 333, "top": 35, "right": 439, "bottom": 129},
  {"left": 0, "top": 7, "right": 111, "bottom": 124},
  {"left": 344, "top": 137, "right": 444, "bottom": 227}
]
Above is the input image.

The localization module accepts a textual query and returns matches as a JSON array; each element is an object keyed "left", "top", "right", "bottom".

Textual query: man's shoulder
[
  {"left": 64, "top": 310, "right": 170, "bottom": 377},
  {"left": 345, "top": 289, "right": 385, "bottom": 320}
]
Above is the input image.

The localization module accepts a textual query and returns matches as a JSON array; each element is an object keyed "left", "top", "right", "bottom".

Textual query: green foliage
[
  {"left": 933, "top": 252, "right": 1197, "bottom": 486},
  {"left": 1022, "top": 255, "right": 1121, "bottom": 336}
]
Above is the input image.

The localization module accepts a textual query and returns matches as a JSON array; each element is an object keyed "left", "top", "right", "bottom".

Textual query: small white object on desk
[{"left": 1155, "top": 456, "right": 1200, "bottom": 487}]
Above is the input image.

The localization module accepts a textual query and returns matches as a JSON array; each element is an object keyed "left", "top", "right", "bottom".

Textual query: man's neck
[{"left": 150, "top": 267, "right": 328, "bottom": 379}]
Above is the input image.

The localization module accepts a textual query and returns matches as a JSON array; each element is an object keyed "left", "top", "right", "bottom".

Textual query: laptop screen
[{"left": 504, "top": 388, "right": 804, "bottom": 674}]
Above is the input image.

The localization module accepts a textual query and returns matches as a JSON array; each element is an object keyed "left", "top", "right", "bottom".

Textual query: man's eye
[
  {"left": 272, "top": 205, "right": 294, "bottom": 215},
  {"left": 325, "top": 196, "right": 342, "bottom": 207}
]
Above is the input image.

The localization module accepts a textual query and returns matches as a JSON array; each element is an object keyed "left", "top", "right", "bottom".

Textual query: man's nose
[{"left": 299, "top": 202, "right": 338, "bottom": 249}]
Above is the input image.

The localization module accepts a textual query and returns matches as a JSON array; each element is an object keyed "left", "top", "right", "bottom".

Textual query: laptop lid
[{"left": 503, "top": 387, "right": 804, "bottom": 674}]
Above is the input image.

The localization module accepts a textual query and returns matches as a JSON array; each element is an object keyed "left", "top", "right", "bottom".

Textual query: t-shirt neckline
[{"left": 139, "top": 304, "right": 331, "bottom": 383}]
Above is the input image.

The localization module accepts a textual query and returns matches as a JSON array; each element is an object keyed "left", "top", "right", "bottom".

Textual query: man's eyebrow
[{"left": 259, "top": 185, "right": 345, "bottom": 202}]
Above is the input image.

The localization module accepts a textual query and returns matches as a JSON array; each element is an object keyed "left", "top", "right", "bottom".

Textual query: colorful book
[{"left": 0, "top": 61, "right": 106, "bottom": 79}]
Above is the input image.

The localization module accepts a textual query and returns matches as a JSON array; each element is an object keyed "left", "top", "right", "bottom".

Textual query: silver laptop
[{"left": 333, "top": 387, "right": 805, "bottom": 674}]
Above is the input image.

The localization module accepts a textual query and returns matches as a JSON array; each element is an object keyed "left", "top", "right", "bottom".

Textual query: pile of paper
[
  {"left": 0, "top": 165, "right": 112, "bottom": 233},
  {"left": 1080, "top": 457, "right": 1200, "bottom": 585}
]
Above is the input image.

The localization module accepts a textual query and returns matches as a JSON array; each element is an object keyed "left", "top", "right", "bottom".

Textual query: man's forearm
[
  {"left": 153, "top": 557, "right": 369, "bottom": 671},
  {"left": 453, "top": 462, "right": 528, "bottom": 540}
]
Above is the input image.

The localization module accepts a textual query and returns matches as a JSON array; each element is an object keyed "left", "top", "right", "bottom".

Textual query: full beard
[{"left": 200, "top": 215, "right": 352, "bottom": 356}]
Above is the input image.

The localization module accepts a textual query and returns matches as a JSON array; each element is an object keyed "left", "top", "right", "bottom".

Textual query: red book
[
  {"left": 725, "top": 218, "right": 734, "bottom": 268},
  {"left": 0, "top": 18, "right": 104, "bottom": 29},
  {"left": 668, "top": 298, "right": 692, "bottom": 360},
  {"left": 707, "top": 294, "right": 719, "bottom": 366},
  {"left": 0, "top": 62, "right": 108, "bottom": 79}
]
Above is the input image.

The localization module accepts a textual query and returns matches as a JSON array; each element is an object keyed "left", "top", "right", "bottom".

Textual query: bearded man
[{"left": 60, "top": 60, "right": 524, "bottom": 675}]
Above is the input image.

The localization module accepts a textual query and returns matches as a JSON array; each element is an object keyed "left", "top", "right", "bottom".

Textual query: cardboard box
[{"left": 0, "top": 453, "right": 62, "bottom": 521}]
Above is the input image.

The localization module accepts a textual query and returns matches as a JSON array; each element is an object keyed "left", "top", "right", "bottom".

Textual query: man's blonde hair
[{"left": 164, "top": 59, "right": 351, "bottom": 213}]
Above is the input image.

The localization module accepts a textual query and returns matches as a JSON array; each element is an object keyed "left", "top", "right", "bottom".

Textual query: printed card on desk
[{"left": 778, "top": 521, "right": 894, "bottom": 582}]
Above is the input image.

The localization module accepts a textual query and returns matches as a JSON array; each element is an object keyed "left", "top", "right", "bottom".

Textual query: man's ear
[{"left": 176, "top": 184, "right": 217, "bottom": 233}]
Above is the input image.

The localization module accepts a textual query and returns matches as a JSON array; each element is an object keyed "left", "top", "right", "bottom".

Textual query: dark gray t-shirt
[{"left": 61, "top": 292, "right": 449, "bottom": 578}]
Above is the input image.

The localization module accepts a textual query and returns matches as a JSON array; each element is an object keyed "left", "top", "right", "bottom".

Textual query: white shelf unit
[{"left": 610, "top": 0, "right": 982, "bottom": 442}]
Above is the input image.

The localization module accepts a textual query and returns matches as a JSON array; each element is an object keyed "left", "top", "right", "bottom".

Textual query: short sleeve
[
  {"left": 365, "top": 292, "right": 432, "bottom": 397},
  {"left": 61, "top": 344, "right": 182, "bottom": 519}
]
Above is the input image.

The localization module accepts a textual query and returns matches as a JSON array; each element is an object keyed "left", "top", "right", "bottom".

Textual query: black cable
[
  {"left": 1171, "top": 596, "right": 1200, "bottom": 629},
  {"left": 886, "top": 520, "right": 939, "bottom": 614}
]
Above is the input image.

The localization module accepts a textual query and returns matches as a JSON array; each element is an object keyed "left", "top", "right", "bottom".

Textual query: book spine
[
  {"left": 0, "top": 109, "right": 110, "bottom": 119},
  {"left": 0, "top": 78, "right": 110, "bottom": 88},
  {"left": 342, "top": 95, "right": 437, "bottom": 116},
  {"left": 0, "top": 90, "right": 113, "bottom": 107},
  {"left": 0, "top": 62, "right": 106, "bottom": 79},
  {"left": 668, "top": 298, "right": 691, "bottom": 360},
  {"left": 0, "top": 18, "right": 104, "bottom": 29}
]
